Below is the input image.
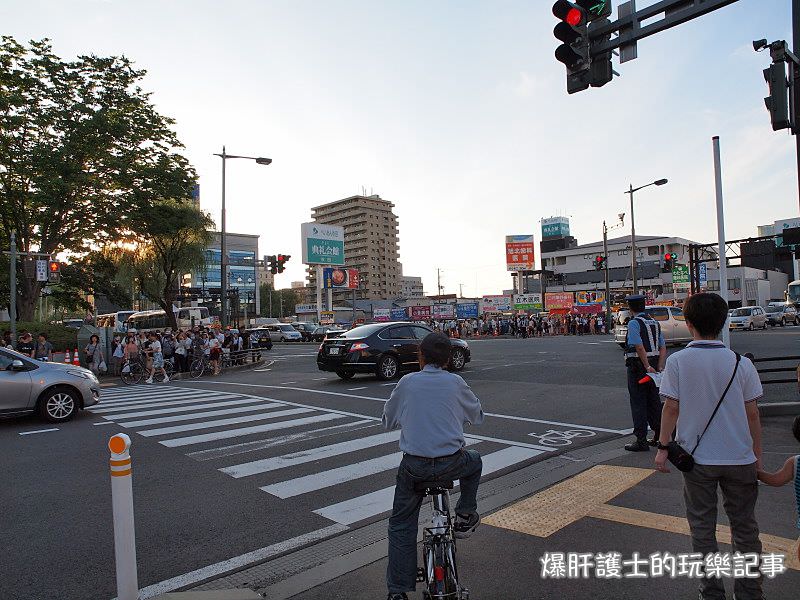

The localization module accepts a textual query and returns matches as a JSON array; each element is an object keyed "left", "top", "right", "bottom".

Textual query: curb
[{"left": 760, "top": 401, "right": 800, "bottom": 417}]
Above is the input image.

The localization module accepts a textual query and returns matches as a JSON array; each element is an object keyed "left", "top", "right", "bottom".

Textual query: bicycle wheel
[
  {"left": 121, "top": 361, "right": 144, "bottom": 385},
  {"left": 190, "top": 358, "right": 205, "bottom": 379},
  {"left": 163, "top": 359, "right": 175, "bottom": 379}
]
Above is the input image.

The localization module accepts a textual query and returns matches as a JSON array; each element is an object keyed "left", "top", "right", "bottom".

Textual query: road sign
[
  {"left": 482, "top": 295, "right": 512, "bottom": 313},
  {"left": 505, "top": 235, "right": 535, "bottom": 272},
  {"left": 36, "top": 260, "right": 48, "bottom": 282},
  {"left": 456, "top": 303, "right": 479, "bottom": 319},
  {"left": 672, "top": 264, "right": 689, "bottom": 285},
  {"left": 699, "top": 263, "right": 708, "bottom": 289},
  {"left": 301, "top": 223, "right": 345, "bottom": 266}
]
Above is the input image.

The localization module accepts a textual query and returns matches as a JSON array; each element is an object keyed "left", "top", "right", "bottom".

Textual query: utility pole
[
  {"left": 459, "top": 283, "right": 464, "bottom": 298},
  {"left": 9, "top": 231, "right": 17, "bottom": 347},
  {"left": 628, "top": 184, "right": 638, "bottom": 294},
  {"left": 713, "top": 137, "right": 731, "bottom": 348},
  {"left": 220, "top": 146, "right": 228, "bottom": 328},
  {"left": 602, "top": 221, "right": 611, "bottom": 332},
  {"left": 437, "top": 268, "right": 443, "bottom": 297}
]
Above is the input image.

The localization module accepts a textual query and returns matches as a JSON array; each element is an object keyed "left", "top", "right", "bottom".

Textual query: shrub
[{"left": 3, "top": 321, "right": 79, "bottom": 353}]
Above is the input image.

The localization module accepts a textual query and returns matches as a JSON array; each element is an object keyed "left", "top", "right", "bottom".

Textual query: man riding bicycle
[{"left": 382, "top": 332, "right": 484, "bottom": 600}]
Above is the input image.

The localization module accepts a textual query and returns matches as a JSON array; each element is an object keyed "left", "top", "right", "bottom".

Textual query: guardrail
[{"left": 750, "top": 354, "right": 800, "bottom": 385}]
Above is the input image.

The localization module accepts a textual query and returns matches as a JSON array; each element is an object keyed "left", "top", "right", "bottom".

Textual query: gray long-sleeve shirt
[{"left": 381, "top": 364, "right": 484, "bottom": 458}]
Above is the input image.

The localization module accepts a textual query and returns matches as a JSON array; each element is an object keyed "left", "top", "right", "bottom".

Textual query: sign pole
[
  {"left": 602, "top": 221, "right": 612, "bottom": 332},
  {"left": 316, "top": 265, "right": 322, "bottom": 324},
  {"left": 713, "top": 136, "right": 731, "bottom": 348}
]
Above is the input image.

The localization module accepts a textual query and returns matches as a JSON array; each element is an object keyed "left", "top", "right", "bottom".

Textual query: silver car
[
  {"left": 729, "top": 306, "right": 768, "bottom": 331},
  {"left": 0, "top": 347, "right": 100, "bottom": 422},
  {"left": 615, "top": 306, "right": 692, "bottom": 346}
]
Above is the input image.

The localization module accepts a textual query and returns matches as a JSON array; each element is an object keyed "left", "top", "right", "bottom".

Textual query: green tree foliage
[
  {"left": 259, "top": 283, "right": 300, "bottom": 319},
  {"left": 121, "top": 199, "right": 213, "bottom": 330},
  {"left": 0, "top": 36, "right": 196, "bottom": 320}
]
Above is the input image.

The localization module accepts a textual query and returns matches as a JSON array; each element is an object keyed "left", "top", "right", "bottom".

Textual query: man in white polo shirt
[{"left": 654, "top": 293, "right": 764, "bottom": 600}]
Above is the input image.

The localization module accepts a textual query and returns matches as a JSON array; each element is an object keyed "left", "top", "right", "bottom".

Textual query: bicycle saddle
[{"left": 414, "top": 480, "right": 454, "bottom": 493}]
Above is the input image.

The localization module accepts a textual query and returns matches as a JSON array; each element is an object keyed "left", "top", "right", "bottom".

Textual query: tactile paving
[{"left": 483, "top": 464, "right": 654, "bottom": 538}]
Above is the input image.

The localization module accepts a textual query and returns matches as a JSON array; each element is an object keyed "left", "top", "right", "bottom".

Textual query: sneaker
[
  {"left": 624, "top": 440, "right": 650, "bottom": 452},
  {"left": 647, "top": 437, "right": 658, "bottom": 447},
  {"left": 387, "top": 594, "right": 408, "bottom": 600},
  {"left": 453, "top": 512, "right": 481, "bottom": 538},
  {"left": 145, "top": 378, "right": 153, "bottom": 384},
  {"left": 163, "top": 376, "right": 169, "bottom": 383}
]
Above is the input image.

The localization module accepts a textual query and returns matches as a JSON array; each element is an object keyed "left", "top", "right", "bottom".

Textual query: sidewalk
[{"left": 282, "top": 415, "right": 799, "bottom": 600}]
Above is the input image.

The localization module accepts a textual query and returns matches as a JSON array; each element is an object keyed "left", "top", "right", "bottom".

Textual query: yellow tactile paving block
[
  {"left": 589, "top": 504, "right": 800, "bottom": 571},
  {"left": 483, "top": 465, "right": 654, "bottom": 538}
]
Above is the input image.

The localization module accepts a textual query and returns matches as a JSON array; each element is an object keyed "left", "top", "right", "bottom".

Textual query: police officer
[{"left": 623, "top": 295, "right": 666, "bottom": 451}]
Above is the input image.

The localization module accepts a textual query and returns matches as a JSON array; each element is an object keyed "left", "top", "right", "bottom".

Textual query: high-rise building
[
  {"left": 307, "top": 194, "right": 401, "bottom": 300},
  {"left": 400, "top": 275, "right": 424, "bottom": 298}
]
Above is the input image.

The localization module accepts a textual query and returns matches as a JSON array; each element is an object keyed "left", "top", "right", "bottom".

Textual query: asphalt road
[{"left": 1, "top": 328, "right": 797, "bottom": 600}]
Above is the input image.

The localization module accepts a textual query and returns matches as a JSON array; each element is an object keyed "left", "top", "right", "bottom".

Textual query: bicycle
[
  {"left": 120, "top": 358, "right": 145, "bottom": 385},
  {"left": 190, "top": 354, "right": 213, "bottom": 379},
  {"left": 415, "top": 480, "right": 470, "bottom": 600}
]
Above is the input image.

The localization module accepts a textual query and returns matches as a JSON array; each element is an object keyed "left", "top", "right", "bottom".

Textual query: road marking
[
  {"left": 311, "top": 377, "right": 328, "bottom": 381},
  {"left": 102, "top": 386, "right": 205, "bottom": 399},
  {"left": 18, "top": 428, "right": 59, "bottom": 436},
  {"left": 93, "top": 421, "right": 116, "bottom": 426},
  {"left": 314, "top": 446, "right": 543, "bottom": 525},
  {"left": 133, "top": 523, "right": 349, "bottom": 600},
  {"left": 160, "top": 413, "right": 346, "bottom": 448},
  {"left": 220, "top": 431, "right": 402, "bottom": 478},
  {"left": 94, "top": 394, "right": 241, "bottom": 412},
  {"left": 253, "top": 368, "right": 272, "bottom": 372},
  {"left": 186, "top": 420, "right": 379, "bottom": 461},
  {"left": 577, "top": 342, "right": 601, "bottom": 345},
  {"left": 115, "top": 403, "right": 286, "bottom": 428},
  {"left": 280, "top": 381, "right": 297, "bottom": 385},
  {"left": 95, "top": 397, "right": 268, "bottom": 418},
  {"left": 98, "top": 390, "right": 237, "bottom": 407},
  {"left": 484, "top": 465, "right": 654, "bottom": 537},
  {"left": 347, "top": 387, "right": 367, "bottom": 391},
  {"left": 381, "top": 383, "right": 397, "bottom": 387},
  {"left": 138, "top": 408, "right": 313, "bottom": 437}
]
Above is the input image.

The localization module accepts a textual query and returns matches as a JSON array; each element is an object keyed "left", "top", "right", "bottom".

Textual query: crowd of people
[{"left": 427, "top": 313, "right": 608, "bottom": 338}]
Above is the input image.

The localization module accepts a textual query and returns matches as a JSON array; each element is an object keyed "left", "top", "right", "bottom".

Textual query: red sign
[
  {"left": 505, "top": 235, "right": 536, "bottom": 272},
  {"left": 545, "top": 292, "right": 574, "bottom": 310},
  {"left": 410, "top": 305, "right": 432, "bottom": 320}
]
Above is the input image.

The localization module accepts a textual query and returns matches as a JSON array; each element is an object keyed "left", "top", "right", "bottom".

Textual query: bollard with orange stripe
[{"left": 108, "top": 433, "right": 139, "bottom": 600}]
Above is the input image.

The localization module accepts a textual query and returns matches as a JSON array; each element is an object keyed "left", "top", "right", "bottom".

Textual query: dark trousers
[
  {"left": 626, "top": 360, "right": 662, "bottom": 441},
  {"left": 683, "top": 463, "right": 763, "bottom": 600},
  {"left": 386, "top": 449, "right": 482, "bottom": 594}
]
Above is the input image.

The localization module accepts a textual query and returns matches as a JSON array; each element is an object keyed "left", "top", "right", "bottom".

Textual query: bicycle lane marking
[{"left": 181, "top": 381, "right": 629, "bottom": 436}]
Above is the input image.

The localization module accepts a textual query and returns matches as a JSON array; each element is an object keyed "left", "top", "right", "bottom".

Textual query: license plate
[{"left": 329, "top": 347, "right": 340, "bottom": 355}]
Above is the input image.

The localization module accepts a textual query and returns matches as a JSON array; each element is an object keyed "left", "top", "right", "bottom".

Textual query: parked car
[
  {"left": 266, "top": 323, "right": 302, "bottom": 342},
  {"left": 765, "top": 303, "right": 798, "bottom": 327},
  {"left": 62, "top": 319, "right": 84, "bottom": 330},
  {"left": 0, "top": 347, "right": 100, "bottom": 422},
  {"left": 243, "top": 328, "right": 274, "bottom": 350},
  {"left": 729, "top": 306, "right": 768, "bottom": 331},
  {"left": 292, "top": 322, "right": 318, "bottom": 341},
  {"left": 614, "top": 306, "right": 692, "bottom": 347},
  {"left": 310, "top": 326, "right": 346, "bottom": 342},
  {"left": 317, "top": 322, "right": 471, "bottom": 380}
]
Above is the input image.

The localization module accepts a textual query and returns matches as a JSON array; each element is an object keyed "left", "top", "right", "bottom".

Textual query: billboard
[
  {"left": 456, "top": 303, "right": 479, "bottom": 319},
  {"left": 432, "top": 304, "right": 455, "bottom": 319},
  {"left": 775, "top": 218, "right": 800, "bottom": 247},
  {"left": 513, "top": 293, "right": 542, "bottom": 310},
  {"left": 410, "top": 305, "right": 432, "bottom": 320},
  {"left": 390, "top": 307, "right": 408, "bottom": 321},
  {"left": 575, "top": 291, "right": 606, "bottom": 306},
  {"left": 505, "top": 235, "right": 535, "bottom": 272},
  {"left": 323, "top": 267, "right": 359, "bottom": 289},
  {"left": 301, "top": 222, "right": 345, "bottom": 266},
  {"left": 320, "top": 311, "right": 335, "bottom": 325},
  {"left": 373, "top": 308, "right": 391, "bottom": 322},
  {"left": 545, "top": 292, "right": 574, "bottom": 310},
  {"left": 541, "top": 216, "right": 570, "bottom": 239},
  {"left": 482, "top": 295, "right": 512, "bottom": 313}
]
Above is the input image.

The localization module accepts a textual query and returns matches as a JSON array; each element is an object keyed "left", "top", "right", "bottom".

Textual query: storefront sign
[
  {"left": 410, "top": 305, "right": 432, "bottom": 320},
  {"left": 545, "top": 292, "right": 574, "bottom": 310},
  {"left": 505, "top": 235, "right": 535, "bottom": 272},
  {"left": 456, "top": 303, "right": 479, "bottom": 319}
]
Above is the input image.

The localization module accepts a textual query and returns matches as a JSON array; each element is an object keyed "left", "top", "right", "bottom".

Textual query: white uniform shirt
[{"left": 659, "top": 341, "right": 762, "bottom": 466}]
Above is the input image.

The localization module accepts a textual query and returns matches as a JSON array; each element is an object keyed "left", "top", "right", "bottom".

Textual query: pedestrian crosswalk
[{"left": 94, "top": 386, "right": 550, "bottom": 526}]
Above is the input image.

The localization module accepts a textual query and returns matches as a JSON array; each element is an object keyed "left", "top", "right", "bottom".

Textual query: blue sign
[
  {"left": 456, "top": 303, "right": 479, "bottom": 319},
  {"left": 390, "top": 308, "right": 408, "bottom": 321},
  {"left": 699, "top": 263, "right": 708, "bottom": 288},
  {"left": 541, "top": 217, "right": 570, "bottom": 239}
]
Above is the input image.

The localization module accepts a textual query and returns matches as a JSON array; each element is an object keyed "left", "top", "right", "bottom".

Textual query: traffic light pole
[
  {"left": 795, "top": 0, "right": 800, "bottom": 212},
  {"left": 627, "top": 185, "right": 638, "bottom": 294},
  {"left": 602, "top": 221, "right": 611, "bottom": 332},
  {"left": 220, "top": 146, "right": 228, "bottom": 328}
]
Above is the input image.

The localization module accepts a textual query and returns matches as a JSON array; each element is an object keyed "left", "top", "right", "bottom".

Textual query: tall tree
[
  {"left": 259, "top": 283, "right": 299, "bottom": 319},
  {"left": 0, "top": 36, "right": 196, "bottom": 320},
  {"left": 122, "top": 199, "right": 213, "bottom": 330}
]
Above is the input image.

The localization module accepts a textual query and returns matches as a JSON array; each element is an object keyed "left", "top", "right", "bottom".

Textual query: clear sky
[{"left": 4, "top": 0, "right": 796, "bottom": 297}]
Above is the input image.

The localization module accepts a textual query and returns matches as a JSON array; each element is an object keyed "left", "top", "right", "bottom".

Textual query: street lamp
[
  {"left": 626, "top": 178, "right": 668, "bottom": 294},
  {"left": 214, "top": 146, "right": 271, "bottom": 327},
  {"left": 602, "top": 213, "right": 626, "bottom": 332}
]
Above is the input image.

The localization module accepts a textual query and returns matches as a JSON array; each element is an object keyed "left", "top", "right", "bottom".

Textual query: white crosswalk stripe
[{"left": 88, "top": 386, "right": 555, "bottom": 529}]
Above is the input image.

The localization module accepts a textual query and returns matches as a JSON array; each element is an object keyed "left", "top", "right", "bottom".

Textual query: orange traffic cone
[
  {"left": 64, "top": 349, "right": 71, "bottom": 364},
  {"left": 73, "top": 348, "right": 80, "bottom": 366}
]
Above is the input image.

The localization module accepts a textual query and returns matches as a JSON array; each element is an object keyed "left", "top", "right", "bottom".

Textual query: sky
[{"left": 3, "top": 0, "right": 796, "bottom": 297}]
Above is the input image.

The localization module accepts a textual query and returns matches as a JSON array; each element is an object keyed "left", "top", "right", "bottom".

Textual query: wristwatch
[{"left": 656, "top": 441, "right": 670, "bottom": 450}]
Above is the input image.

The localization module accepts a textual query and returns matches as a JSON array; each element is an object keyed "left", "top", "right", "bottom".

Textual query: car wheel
[
  {"left": 336, "top": 370, "right": 354, "bottom": 380},
  {"left": 450, "top": 349, "right": 466, "bottom": 371},
  {"left": 280, "top": 336, "right": 286, "bottom": 342},
  {"left": 376, "top": 354, "right": 399, "bottom": 381},
  {"left": 748, "top": 323, "right": 754, "bottom": 331},
  {"left": 37, "top": 387, "right": 79, "bottom": 423}
]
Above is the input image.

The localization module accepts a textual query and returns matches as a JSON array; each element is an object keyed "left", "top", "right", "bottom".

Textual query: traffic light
[
  {"left": 276, "top": 254, "right": 290, "bottom": 274},
  {"left": 763, "top": 61, "right": 791, "bottom": 131},
  {"left": 47, "top": 260, "right": 61, "bottom": 283},
  {"left": 265, "top": 255, "right": 277, "bottom": 275},
  {"left": 663, "top": 253, "right": 677, "bottom": 273},
  {"left": 553, "top": 1, "right": 590, "bottom": 94},
  {"left": 593, "top": 255, "right": 606, "bottom": 271}
]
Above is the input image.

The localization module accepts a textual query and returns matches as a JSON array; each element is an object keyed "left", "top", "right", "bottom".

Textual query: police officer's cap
[{"left": 626, "top": 294, "right": 645, "bottom": 303}]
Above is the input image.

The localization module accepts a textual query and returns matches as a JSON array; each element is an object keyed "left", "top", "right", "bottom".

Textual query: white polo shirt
[{"left": 659, "top": 341, "right": 762, "bottom": 466}]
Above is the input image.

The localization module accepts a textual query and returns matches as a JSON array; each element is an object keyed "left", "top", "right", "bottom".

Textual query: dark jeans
[
  {"left": 386, "top": 448, "right": 482, "bottom": 594},
  {"left": 683, "top": 463, "right": 762, "bottom": 600},
  {"left": 626, "top": 360, "right": 662, "bottom": 441}
]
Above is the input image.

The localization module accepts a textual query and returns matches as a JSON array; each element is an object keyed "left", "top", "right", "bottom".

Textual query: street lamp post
[
  {"left": 602, "top": 214, "right": 626, "bottom": 332},
  {"left": 214, "top": 147, "right": 271, "bottom": 327},
  {"left": 626, "top": 179, "right": 668, "bottom": 294}
]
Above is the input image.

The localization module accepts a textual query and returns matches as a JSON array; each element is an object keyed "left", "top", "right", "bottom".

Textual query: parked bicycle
[
  {"left": 120, "top": 356, "right": 174, "bottom": 385},
  {"left": 415, "top": 480, "right": 469, "bottom": 600}
]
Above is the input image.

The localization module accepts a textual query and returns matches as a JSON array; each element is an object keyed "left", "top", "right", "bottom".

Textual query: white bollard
[{"left": 109, "top": 433, "right": 139, "bottom": 600}]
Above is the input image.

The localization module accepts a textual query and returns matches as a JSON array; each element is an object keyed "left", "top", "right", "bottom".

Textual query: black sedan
[
  {"left": 310, "top": 326, "right": 346, "bottom": 342},
  {"left": 316, "top": 322, "right": 471, "bottom": 380}
]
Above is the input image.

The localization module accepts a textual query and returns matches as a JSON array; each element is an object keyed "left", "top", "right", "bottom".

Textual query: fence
[{"left": 751, "top": 355, "right": 800, "bottom": 385}]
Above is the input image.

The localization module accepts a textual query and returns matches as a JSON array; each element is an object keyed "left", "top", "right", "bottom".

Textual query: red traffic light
[
  {"left": 553, "top": 1, "right": 584, "bottom": 26},
  {"left": 48, "top": 261, "right": 60, "bottom": 273},
  {"left": 277, "top": 254, "right": 284, "bottom": 261},
  {"left": 565, "top": 7, "right": 582, "bottom": 25}
]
